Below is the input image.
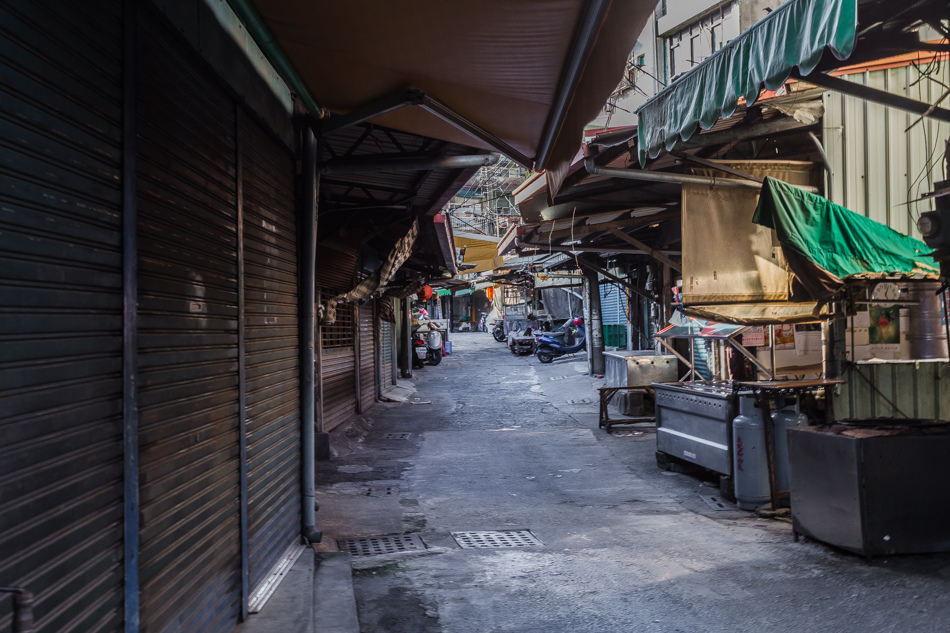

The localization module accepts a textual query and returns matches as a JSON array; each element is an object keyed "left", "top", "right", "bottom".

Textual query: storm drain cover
[
  {"left": 699, "top": 494, "right": 730, "bottom": 511},
  {"left": 549, "top": 375, "right": 568, "bottom": 381},
  {"left": 567, "top": 398, "right": 592, "bottom": 404},
  {"left": 380, "top": 432, "right": 412, "bottom": 440},
  {"left": 336, "top": 534, "right": 426, "bottom": 556},
  {"left": 364, "top": 486, "right": 398, "bottom": 497},
  {"left": 451, "top": 530, "right": 543, "bottom": 549}
]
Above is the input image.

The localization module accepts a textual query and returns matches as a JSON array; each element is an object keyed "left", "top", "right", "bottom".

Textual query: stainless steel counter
[{"left": 653, "top": 381, "right": 739, "bottom": 476}]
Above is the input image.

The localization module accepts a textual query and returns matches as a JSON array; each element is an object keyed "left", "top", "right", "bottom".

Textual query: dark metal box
[{"left": 788, "top": 425, "right": 950, "bottom": 556}]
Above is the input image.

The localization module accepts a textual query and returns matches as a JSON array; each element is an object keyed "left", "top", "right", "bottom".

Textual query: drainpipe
[
  {"left": 300, "top": 127, "right": 322, "bottom": 544},
  {"left": 586, "top": 159, "right": 763, "bottom": 189},
  {"left": 0, "top": 588, "right": 33, "bottom": 633},
  {"left": 585, "top": 159, "right": 822, "bottom": 193},
  {"left": 808, "top": 132, "right": 834, "bottom": 201},
  {"left": 227, "top": 0, "right": 323, "bottom": 119}
]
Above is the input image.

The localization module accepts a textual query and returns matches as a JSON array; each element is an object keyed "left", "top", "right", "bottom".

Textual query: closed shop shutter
[
  {"left": 316, "top": 246, "right": 356, "bottom": 292},
  {"left": 358, "top": 303, "right": 376, "bottom": 412},
  {"left": 320, "top": 300, "right": 357, "bottom": 431},
  {"left": 137, "top": 13, "right": 241, "bottom": 633},
  {"left": 239, "top": 113, "right": 301, "bottom": 596},
  {"left": 380, "top": 319, "right": 394, "bottom": 390},
  {"left": 0, "top": 3, "right": 125, "bottom": 631},
  {"left": 599, "top": 283, "right": 625, "bottom": 325}
]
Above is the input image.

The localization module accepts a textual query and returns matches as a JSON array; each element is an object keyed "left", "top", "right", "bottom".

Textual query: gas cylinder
[
  {"left": 732, "top": 396, "right": 770, "bottom": 510},
  {"left": 772, "top": 396, "right": 808, "bottom": 492}
]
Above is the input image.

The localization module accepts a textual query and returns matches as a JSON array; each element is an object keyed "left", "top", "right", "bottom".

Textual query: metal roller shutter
[
  {"left": 315, "top": 246, "right": 356, "bottom": 292},
  {"left": 320, "top": 300, "right": 357, "bottom": 431},
  {"left": 136, "top": 13, "right": 241, "bottom": 633},
  {"left": 0, "top": 3, "right": 125, "bottom": 631},
  {"left": 379, "top": 319, "right": 394, "bottom": 391},
  {"left": 358, "top": 303, "right": 376, "bottom": 412},
  {"left": 239, "top": 111, "right": 301, "bottom": 596}
]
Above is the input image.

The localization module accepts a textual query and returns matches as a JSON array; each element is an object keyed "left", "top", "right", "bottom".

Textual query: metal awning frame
[{"left": 316, "top": 89, "right": 532, "bottom": 168}]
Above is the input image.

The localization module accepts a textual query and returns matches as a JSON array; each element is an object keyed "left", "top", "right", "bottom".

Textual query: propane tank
[
  {"left": 772, "top": 396, "right": 808, "bottom": 492},
  {"left": 732, "top": 396, "right": 770, "bottom": 510}
]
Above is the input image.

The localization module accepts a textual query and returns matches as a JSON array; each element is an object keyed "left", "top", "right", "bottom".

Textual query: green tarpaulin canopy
[
  {"left": 636, "top": 0, "right": 857, "bottom": 164},
  {"left": 752, "top": 178, "right": 939, "bottom": 303}
]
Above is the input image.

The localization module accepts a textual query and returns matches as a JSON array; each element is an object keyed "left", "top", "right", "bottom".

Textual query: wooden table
[{"left": 598, "top": 385, "right": 656, "bottom": 433}]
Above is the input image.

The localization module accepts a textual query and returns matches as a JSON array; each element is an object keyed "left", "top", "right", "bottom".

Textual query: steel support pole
[
  {"left": 585, "top": 266, "right": 605, "bottom": 376},
  {"left": 122, "top": 2, "right": 140, "bottom": 631},
  {"left": 401, "top": 299, "right": 413, "bottom": 378},
  {"left": 300, "top": 127, "right": 322, "bottom": 544}
]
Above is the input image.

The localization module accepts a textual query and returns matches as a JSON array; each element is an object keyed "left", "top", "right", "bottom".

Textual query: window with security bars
[{"left": 322, "top": 302, "right": 355, "bottom": 349}]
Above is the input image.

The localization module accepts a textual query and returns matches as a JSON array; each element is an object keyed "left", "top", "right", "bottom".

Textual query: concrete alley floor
[{"left": 313, "top": 333, "right": 950, "bottom": 633}]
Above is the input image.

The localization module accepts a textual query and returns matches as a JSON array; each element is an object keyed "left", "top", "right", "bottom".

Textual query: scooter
[
  {"left": 491, "top": 319, "right": 506, "bottom": 342},
  {"left": 412, "top": 322, "right": 443, "bottom": 368},
  {"left": 535, "top": 317, "right": 586, "bottom": 364}
]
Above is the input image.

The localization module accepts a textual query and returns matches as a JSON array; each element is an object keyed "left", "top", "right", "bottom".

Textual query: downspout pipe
[
  {"left": 586, "top": 159, "right": 821, "bottom": 193},
  {"left": 300, "top": 128, "right": 322, "bottom": 544},
  {"left": 535, "top": 0, "right": 611, "bottom": 168},
  {"left": 586, "top": 159, "right": 763, "bottom": 190},
  {"left": 0, "top": 588, "right": 34, "bottom": 633},
  {"left": 808, "top": 131, "right": 834, "bottom": 200},
  {"left": 227, "top": 0, "right": 323, "bottom": 119}
]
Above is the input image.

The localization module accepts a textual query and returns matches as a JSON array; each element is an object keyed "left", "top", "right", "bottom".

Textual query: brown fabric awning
[{"left": 249, "top": 0, "right": 651, "bottom": 195}]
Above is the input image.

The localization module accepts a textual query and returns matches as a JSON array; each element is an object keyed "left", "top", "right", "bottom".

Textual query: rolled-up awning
[
  {"left": 636, "top": 0, "right": 857, "bottom": 164},
  {"left": 683, "top": 302, "right": 829, "bottom": 325},
  {"left": 243, "top": 0, "right": 652, "bottom": 197}
]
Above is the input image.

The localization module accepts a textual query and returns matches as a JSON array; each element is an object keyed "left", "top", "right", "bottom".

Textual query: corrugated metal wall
[
  {"left": 358, "top": 303, "right": 376, "bottom": 412},
  {"left": 0, "top": 2, "right": 125, "bottom": 631},
  {"left": 239, "top": 113, "right": 301, "bottom": 596},
  {"left": 599, "top": 283, "right": 626, "bottom": 325},
  {"left": 136, "top": 12, "right": 242, "bottom": 633},
  {"left": 835, "top": 362, "right": 950, "bottom": 420},
  {"left": 822, "top": 61, "right": 950, "bottom": 238}
]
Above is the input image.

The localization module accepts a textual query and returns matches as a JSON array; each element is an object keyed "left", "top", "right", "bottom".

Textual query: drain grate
[
  {"left": 451, "top": 529, "right": 543, "bottom": 549},
  {"left": 699, "top": 494, "right": 730, "bottom": 511},
  {"left": 567, "top": 398, "right": 591, "bottom": 404},
  {"left": 364, "top": 485, "right": 398, "bottom": 497},
  {"left": 380, "top": 432, "right": 412, "bottom": 440},
  {"left": 549, "top": 375, "right": 568, "bottom": 381},
  {"left": 336, "top": 534, "right": 426, "bottom": 556}
]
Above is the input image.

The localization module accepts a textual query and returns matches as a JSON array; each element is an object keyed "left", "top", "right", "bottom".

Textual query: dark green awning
[
  {"left": 752, "top": 178, "right": 938, "bottom": 303},
  {"left": 636, "top": 0, "right": 857, "bottom": 164}
]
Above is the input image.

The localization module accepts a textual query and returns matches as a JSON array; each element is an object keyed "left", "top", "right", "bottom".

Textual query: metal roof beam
[
  {"left": 419, "top": 94, "right": 533, "bottom": 168},
  {"left": 319, "top": 153, "right": 499, "bottom": 175},
  {"left": 318, "top": 89, "right": 425, "bottom": 136},
  {"left": 794, "top": 70, "right": 950, "bottom": 124}
]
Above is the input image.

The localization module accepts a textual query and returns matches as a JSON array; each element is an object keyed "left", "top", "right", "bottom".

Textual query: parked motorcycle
[
  {"left": 535, "top": 317, "right": 586, "bottom": 364},
  {"left": 491, "top": 319, "right": 506, "bottom": 342},
  {"left": 412, "top": 322, "right": 443, "bottom": 368}
]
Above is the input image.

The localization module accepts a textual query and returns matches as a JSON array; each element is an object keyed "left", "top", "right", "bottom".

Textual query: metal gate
[
  {"left": 358, "top": 303, "right": 376, "bottom": 412},
  {"left": 0, "top": 2, "right": 125, "bottom": 631},
  {"left": 320, "top": 300, "right": 357, "bottom": 431},
  {"left": 379, "top": 319, "right": 395, "bottom": 392},
  {"left": 136, "top": 13, "right": 241, "bottom": 632},
  {"left": 238, "top": 112, "right": 301, "bottom": 598}
]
